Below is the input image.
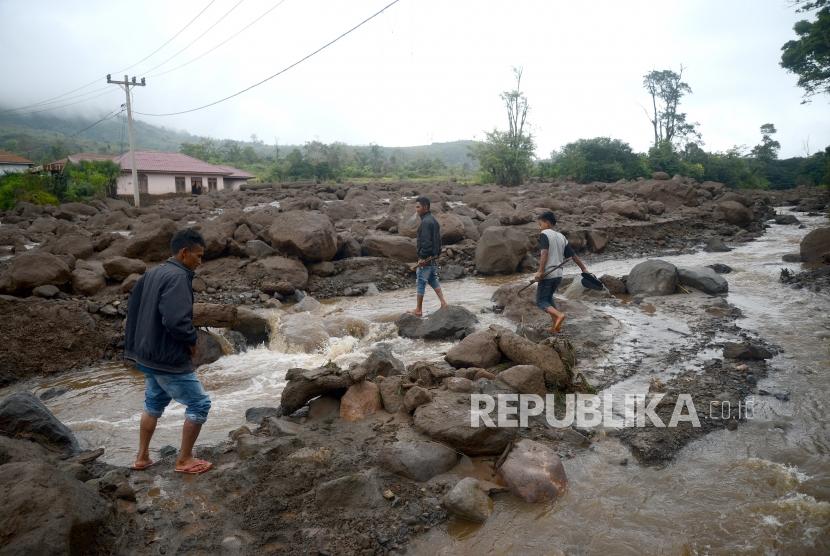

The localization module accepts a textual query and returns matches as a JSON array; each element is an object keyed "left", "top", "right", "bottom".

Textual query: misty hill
[{"left": 0, "top": 109, "right": 478, "bottom": 171}]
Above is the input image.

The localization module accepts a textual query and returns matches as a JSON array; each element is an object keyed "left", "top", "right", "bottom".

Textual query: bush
[
  {"left": 64, "top": 160, "right": 120, "bottom": 201},
  {"left": 0, "top": 173, "right": 59, "bottom": 210},
  {"left": 472, "top": 130, "right": 535, "bottom": 186}
]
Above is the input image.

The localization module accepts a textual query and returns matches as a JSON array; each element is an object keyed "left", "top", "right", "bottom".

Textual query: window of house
[
  {"left": 175, "top": 176, "right": 185, "bottom": 194},
  {"left": 138, "top": 173, "right": 149, "bottom": 194},
  {"left": 191, "top": 177, "right": 203, "bottom": 195},
  {"left": 208, "top": 177, "right": 217, "bottom": 192}
]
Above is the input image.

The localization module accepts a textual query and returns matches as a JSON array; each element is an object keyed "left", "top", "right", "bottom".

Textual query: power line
[
  {"left": 15, "top": 89, "right": 120, "bottom": 116},
  {"left": 69, "top": 107, "right": 126, "bottom": 137},
  {"left": 0, "top": 0, "right": 216, "bottom": 114},
  {"left": 137, "top": 0, "right": 401, "bottom": 117},
  {"left": 120, "top": 0, "right": 217, "bottom": 74},
  {"left": 140, "top": 0, "right": 246, "bottom": 76},
  {"left": 150, "top": 0, "right": 289, "bottom": 79},
  {"left": 1, "top": 86, "right": 112, "bottom": 115}
]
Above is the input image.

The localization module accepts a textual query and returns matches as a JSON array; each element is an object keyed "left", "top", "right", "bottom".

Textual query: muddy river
[{"left": 8, "top": 209, "right": 829, "bottom": 554}]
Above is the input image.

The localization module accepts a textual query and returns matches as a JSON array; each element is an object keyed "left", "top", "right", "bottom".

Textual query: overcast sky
[{"left": 1, "top": 0, "right": 827, "bottom": 157}]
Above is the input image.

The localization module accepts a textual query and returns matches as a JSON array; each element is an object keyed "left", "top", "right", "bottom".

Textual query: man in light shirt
[{"left": 535, "top": 211, "right": 589, "bottom": 333}]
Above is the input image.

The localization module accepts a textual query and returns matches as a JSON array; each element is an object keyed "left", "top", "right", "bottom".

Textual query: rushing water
[{"left": 6, "top": 209, "right": 829, "bottom": 554}]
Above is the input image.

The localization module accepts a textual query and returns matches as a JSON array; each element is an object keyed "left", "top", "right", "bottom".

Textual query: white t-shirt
[{"left": 538, "top": 229, "right": 571, "bottom": 278}]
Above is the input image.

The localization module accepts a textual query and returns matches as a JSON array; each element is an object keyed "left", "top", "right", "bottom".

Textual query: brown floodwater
[{"left": 3, "top": 209, "right": 828, "bottom": 554}]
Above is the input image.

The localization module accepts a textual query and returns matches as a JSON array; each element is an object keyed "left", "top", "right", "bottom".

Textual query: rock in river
[
  {"left": 379, "top": 440, "right": 459, "bottom": 481},
  {"left": 442, "top": 477, "right": 492, "bottom": 523},
  {"left": 396, "top": 305, "right": 477, "bottom": 340},
  {"left": 626, "top": 259, "right": 678, "bottom": 296},
  {"left": 498, "top": 439, "right": 568, "bottom": 503},
  {"left": 678, "top": 266, "right": 729, "bottom": 295},
  {"left": 0, "top": 392, "right": 79, "bottom": 455}
]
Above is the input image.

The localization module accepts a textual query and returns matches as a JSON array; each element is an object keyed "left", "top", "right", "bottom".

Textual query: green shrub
[{"left": 0, "top": 173, "right": 59, "bottom": 210}]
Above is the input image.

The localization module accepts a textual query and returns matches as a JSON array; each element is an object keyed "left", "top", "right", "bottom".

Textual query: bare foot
[
  {"left": 439, "top": 302, "right": 449, "bottom": 310},
  {"left": 554, "top": 314, "right": 566, "bottom": 333},
  {"left": 407, "top": 309, "right": 423, "bottom": 317},
  {"left": 131, "top": 457, "right": 155, "bottom": 471}
]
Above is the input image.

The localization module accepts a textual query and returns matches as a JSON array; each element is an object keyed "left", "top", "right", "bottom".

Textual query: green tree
[
  {"left": 751, "top": 123, "right": 781, "bottom": 163},
  {"left": 556, "top": 137, "right": 646, "bottom": 182},
  {"left": 473, "top": 67, "right": 535, "bottom": 186},
  {"left": 0, "top": 173, "right": 58, "bottom": 210},
  {"left": 643, "top": 67, "right": 700, "bottom": 148},
  {"left": 781, "top": 1, "right": 830, "bottom": 99},
  {"left": 64, "top": 160, "right": 120, "bottom": 201}
]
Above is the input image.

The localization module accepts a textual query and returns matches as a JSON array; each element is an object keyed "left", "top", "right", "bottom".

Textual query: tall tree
[
  {"left": 472, "top": 67, "right": 535, "bottom": 186},
  {"left": 750, "top": 123, "right": 781, "bottom": 162},
  {"left": 642, "top": 67, "right": 700, "bottom": 148},
  {"left": 780, "top": 1, "right": 830, "bottom": 100}
]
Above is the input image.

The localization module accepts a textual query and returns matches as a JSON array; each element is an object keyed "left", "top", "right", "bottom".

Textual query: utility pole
[{"left": 107, "top": 74, "right": 145, "bottom": 207}]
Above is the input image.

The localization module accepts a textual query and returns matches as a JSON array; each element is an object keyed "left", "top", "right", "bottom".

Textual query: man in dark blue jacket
[
  {"left": 409, "top": 196, "right": 448, "bottom": 316},
  {"left": 125, "top": 228, "right": 212, "bottom": 474}
]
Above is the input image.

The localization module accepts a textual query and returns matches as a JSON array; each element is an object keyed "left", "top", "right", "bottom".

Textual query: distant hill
[{"left": 0, "top": 109, "right": 479, "bottom": 170}]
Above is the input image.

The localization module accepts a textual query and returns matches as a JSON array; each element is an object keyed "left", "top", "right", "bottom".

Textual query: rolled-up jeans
[
  {"left": 416, "top": 264, "right": 441, "bottom": 296},
  {"left": 536, "top": 277, "right": 563, "bottom": 311},
  {"left": 137, "top": 364, "right": 211, "bottom": 424}
]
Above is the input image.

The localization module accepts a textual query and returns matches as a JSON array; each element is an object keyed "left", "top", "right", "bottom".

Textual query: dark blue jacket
[
  {"left": 416, "top": 212, "right": 441, "bottom": 260},
  {"left": 124, "top": 258, "right": 197, "bottom": 374}
]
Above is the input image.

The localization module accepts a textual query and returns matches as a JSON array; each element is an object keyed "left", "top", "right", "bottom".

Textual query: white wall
[
  {"left": 0, "top": 164, "right": 31, "bottom": 176},
  {"left": 117, "top": 173, "right": 226, "bottom": 195}
]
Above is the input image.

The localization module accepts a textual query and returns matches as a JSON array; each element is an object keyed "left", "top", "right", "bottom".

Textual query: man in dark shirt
[
  {"left": 410, "top": 196, "right": 448, "bottom": 316},
  {"left": 125, "top": 228, "right": 213, "bottom": 474}
]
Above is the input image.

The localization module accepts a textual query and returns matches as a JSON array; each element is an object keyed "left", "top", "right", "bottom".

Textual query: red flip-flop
[{"left": 175, "top": 459, "right": 213, "bottom": 475}]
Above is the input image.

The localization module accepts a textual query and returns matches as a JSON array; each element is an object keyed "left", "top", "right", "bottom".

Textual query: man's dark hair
[
  {"left": 416, "top": 196, "right": 431, "bottom": 210},
  {"left": 538, "top": 211, "right": 557, "bottom": 226},
  {"left": 170, "top": 228, "right": 206, "bottom": 254}
]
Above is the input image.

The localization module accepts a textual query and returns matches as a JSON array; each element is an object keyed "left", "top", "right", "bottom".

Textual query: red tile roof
[
  {"left": 114, "top": 151, "right": 229, "bottom": 175},
  {"left": 0, "top": 150, "right": 33, "bottom": 165},
  {"left": 215, "top": 165, "right": 255, "bottom": 179},
  {"left": 47, "top": 150, "right": 253, "bottom": 179}
]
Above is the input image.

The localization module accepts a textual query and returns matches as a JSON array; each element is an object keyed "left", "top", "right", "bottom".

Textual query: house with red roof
[
  {"left": 47, "top": 150, "right": 254, "bottom": 195},
  {"left": 0, "top": 150, "right": 34, "bottom": 176}
]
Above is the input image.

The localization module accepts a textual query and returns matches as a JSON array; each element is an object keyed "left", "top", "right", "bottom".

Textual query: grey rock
[
  {"left": 678, "top": 266, "right": 729, "bottom": 295},
  {"left": 442, "top": 477, "right": 492, "bottom": 523},
  {"left": 379, "top": 440, "right": 459, "bottom": 481},
  {"left": 396, "top": 306, "right": 477, "bottom": 340},
  {"left": 0, "top": 392, "right": 79, "bottom": 454},
  {"left": 626, "top": 259, "right": 678, "bottom": 296}
]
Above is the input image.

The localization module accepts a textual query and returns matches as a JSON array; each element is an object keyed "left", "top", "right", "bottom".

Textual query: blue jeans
[
  {"left": 536, "top": 277, "right": 563, "bottom": 310},
  {"left": 137, "top": 365, "right": 211, "bottom": 424},
  {"left": 416, "top": 265, "right": 441, "bottom": 296}
]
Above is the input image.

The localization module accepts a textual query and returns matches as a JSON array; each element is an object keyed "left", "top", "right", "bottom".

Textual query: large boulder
[
  {"left": 377, "top": 375, "right": 405, "bottom": 413},
  {"left": 245, "top": 255, "right": 309, "bottom": 290},
  {"left": 45, "top": 233, "right": 94, "bottom": 260},
  {"left": 268, "top": 211, "right": 337, "bottom": 262},
  {"left": 124, "top": 219, "right": 178, "bottom": 261},
  {"left": 491, "top": 326, "right": 570, "bottom": 389},
  {"left": 474, "top": 226, "right": 530, "bottom": 275},
  {"left": 71, "top": 267, "right": 106, "bottom": 296},
  {"left": 586, "top": 230, "right": 609, "bottom": 253},
  {"left": 192, "top": 330, "right": 224, "bottom": 368},
  {"left": 677, "top": 266, "right": 728, "bottom": 295},
  {"left": 442, "top": 477, "right": 492, "bottom": 523},
  {"left": 397, "top": 213, "right": 421, "bottom": 238},
  {"left": 414, "top": 391, "right": 514, "bottom": 456},
  {"left": 497, "top": 365, "right": 546, "bottom": 397},
  {"left": 800, "top": 227, "right": 830, "bottom": 263},
  {"left": 435, "top": 213, "right": 466, "bottom": 244},
  {"left": 102, "top": 256, "right": 146, "bottom": 281},
  {"left": 192, "top": 303, "right": 238, "bottom": 328},
  {"left": 352, "top": 343, "right": 405, "bottom": 381},
  {"left": 379, "top": 440, "right": 459, "bottom": 481},
  {"left": 498, "top": 439, "right": 568, "bottom": 503},
  {"left": 0, "top": 462, "right": 113, "bottom": 555},
  {"left": 396, "top": 306, "right": 477, "bottom": 340},
  {"left": 279, "top": 365, "right": 353, "bottom": 415},
  {"left": 0, "top": 392, "right": 79, "bottom": 454},
  {"left": 198, "top": 216, "right": 239, "bottom": 260},
  {"left": 339, "top": 381, "right": 382, "bottom": 421},
  {"left": 626, "top": 260, "right": 678, "bottom": 296},
  {"left": 716, "top": 200, "right": 753, "bottom": 228},
  {"left": 445, "top": 329, "right": 502, "bottom": 369},
  {"left": 362, "top": 234, "right": 418, "bottom": 263},
  {"left": 0, "top": 251, "right": 71, "bottom": 294},
  {"left": 601, "top": 199, "right": 645, "bottom": 220},
  {"left": 231, "top": 307, "right": 271, "bottom": 345}
]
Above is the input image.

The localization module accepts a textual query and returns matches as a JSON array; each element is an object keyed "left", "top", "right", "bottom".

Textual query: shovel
[{"left": 518, "top": 259, "right": 607, "bottom": 294}]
